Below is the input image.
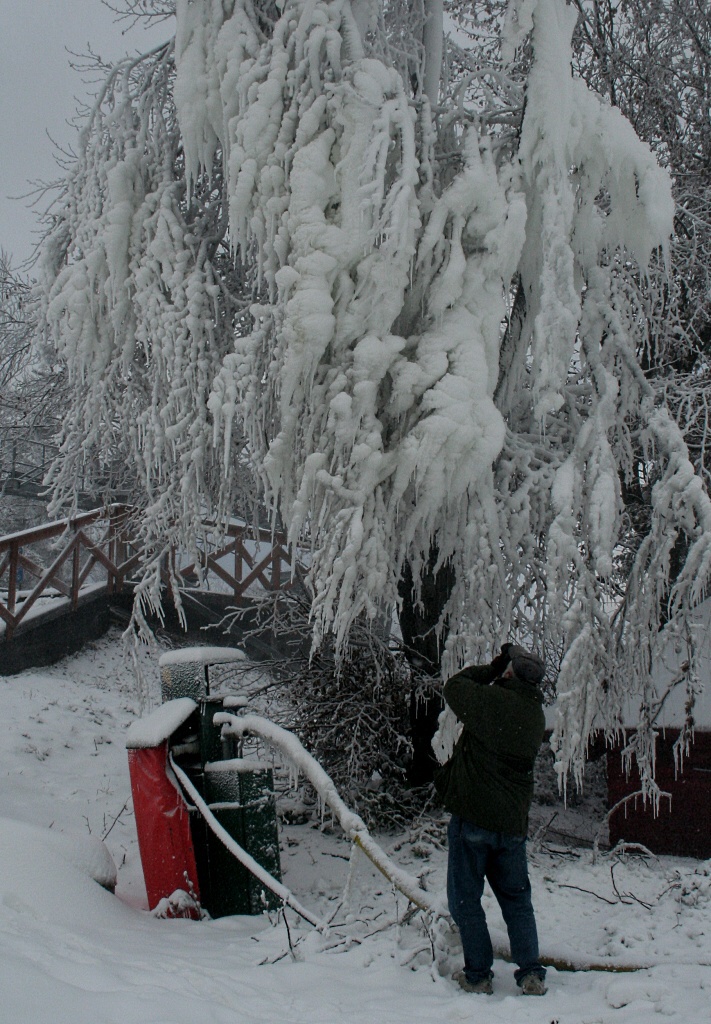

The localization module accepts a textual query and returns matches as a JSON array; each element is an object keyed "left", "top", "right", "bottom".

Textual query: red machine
[{"left": 126, "top": 698, "right": 201, "bottom": 918}]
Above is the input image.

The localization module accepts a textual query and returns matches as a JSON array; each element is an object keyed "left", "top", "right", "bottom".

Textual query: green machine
[{"left": 162, "top": 647, "right": 282, "bottom": 918}]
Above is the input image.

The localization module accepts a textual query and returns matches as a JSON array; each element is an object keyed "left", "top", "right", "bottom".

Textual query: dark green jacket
[{"left": 434, "top": 662, "right": 545, "bottom": 837}]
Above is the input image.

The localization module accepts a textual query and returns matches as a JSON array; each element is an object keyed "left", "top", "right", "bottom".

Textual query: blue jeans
[{"left": 447, "top": 814, "right": 545, "bottom": 985}]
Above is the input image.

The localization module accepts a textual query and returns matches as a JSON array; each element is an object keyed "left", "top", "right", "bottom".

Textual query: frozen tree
[
  {"left": 36, "top": 29, "right": 261, "bottom": 628},
  {"left": 543, "top": 0, "right": 711, "bottom": 792},
  {"left": 0, "top": 255, "right": 64, "bottom": 420},
  {"left": 0, "top": 255, "right": 34, "bottom": 400},
  {"left": 0, "top": 255, "right": 65, "bottom": 499},
  {"left": 567, "top": 0, "right": 711, "bottom": 519},
  {"left": 566, "top": 0, "right": 711, "bottom": 377},
  {"left": 37, "top": 0, "right": 711, "bottom": 792}
]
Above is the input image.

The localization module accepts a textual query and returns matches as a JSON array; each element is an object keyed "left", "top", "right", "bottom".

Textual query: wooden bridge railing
[
  {"left": 0, "top": 505, "right": 139, "bottom": 640},
  {"left": 172, "top": 522, "right": 296, "bottom": 598},
  {"left": 0, "top": 505, "right": 300, "bottom": 641}
]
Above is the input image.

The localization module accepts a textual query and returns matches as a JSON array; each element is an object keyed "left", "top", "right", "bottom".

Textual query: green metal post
[
  {"left": 199, "top": 697, "right": 225, "bottom": 765},
  {"left": 161, "top": 660, "right": 207, "bottom": 703},
  {"left": 202, "top": 765, "right": 252, "bottom": 917},
  {"left": 239, "top": 765, "right": 282, "bottom": 912}
]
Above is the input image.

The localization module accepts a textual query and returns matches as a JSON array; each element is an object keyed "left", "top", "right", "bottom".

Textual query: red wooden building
[
  {"left": 606, "top": 616, "right": 711, "bottom": 859},
  {"left": 607, "top": 732, "right": 711, "bottom": 859}
]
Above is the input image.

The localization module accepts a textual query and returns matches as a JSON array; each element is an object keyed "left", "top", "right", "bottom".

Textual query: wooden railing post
[
  {"left": 235, "top": 533, "right": 246, "bottom": 596},
  {"left": 71, "top": 536, "right": 81, "bottom": 611},
  {"left": 7, "top": 539, "right": 19, "bottom": 621},
  {"left": 234, "top": 535, "right": 240, "bottom": 597},
  {"left": 272, "top": 543, "right": 281, "bottom": 591}
]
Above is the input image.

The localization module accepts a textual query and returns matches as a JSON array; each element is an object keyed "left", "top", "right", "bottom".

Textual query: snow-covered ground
[{"left": 1, "top": 629, "right": 710, "bottom": 1023}]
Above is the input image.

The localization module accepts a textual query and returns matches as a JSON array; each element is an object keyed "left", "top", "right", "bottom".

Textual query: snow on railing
[{"left": 175, "top": 522, "right": 298, "bottom": 599}]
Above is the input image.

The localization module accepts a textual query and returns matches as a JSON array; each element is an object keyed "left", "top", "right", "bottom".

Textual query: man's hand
[{"left": 489, "top": 643, "right": 513, "bottom": 678}]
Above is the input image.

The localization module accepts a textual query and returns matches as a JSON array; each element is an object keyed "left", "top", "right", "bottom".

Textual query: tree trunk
[
  {"left": 422, "top": 0, "right": 444, "bottom": 106},
  {"left": 397, "top": 548, "right": 455, "bottom": 785}
]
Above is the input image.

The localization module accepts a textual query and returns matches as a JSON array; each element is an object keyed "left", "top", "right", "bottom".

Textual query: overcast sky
[{"left": 0, "top": 1, "right": 170, "bottom": 268}]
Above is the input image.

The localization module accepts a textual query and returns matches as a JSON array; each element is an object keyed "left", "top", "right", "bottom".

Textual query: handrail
[
  {"left": 169, "top": 752, "right": 324, "bottom": 929},
  {"left": 0, "top": 435, "right": 58, "bottom": 489},
  {"left": 0, "top": 506, "right": 301, "bottom": 640},
  {"left": 0, "top": 506, "right": 122, "bottom": 550},
  {"left": 0, "top": 505, "right": 135, "bottom": 638},
  {"left": 214, "top": 712, "right": 440, "bottom": 915}
]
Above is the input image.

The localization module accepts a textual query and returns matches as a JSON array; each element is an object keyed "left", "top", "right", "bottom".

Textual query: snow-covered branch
[{"left": 215, "top": 712, "right": 440, "bottom": 913}]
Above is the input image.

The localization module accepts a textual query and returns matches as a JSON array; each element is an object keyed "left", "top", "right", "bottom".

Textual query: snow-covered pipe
[{"left": 214, "top": 712, "right": 440, "bottom": 915}]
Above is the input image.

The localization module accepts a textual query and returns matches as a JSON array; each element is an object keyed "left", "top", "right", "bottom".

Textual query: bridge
[{"left": 0, "top": 504, "right": 301, "bottom": 672}]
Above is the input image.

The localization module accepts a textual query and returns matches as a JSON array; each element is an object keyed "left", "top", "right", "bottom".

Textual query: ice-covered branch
[{"left": 215, "top": 712, "right": 440, "bottom": 914}]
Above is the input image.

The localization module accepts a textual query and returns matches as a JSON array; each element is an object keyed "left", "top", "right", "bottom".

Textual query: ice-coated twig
[
  {"left": 593, "top": 792, "right": 671, "bottom": 863},
  {"left": 101, "top": 797, "right": 130, "bottom": 841}
]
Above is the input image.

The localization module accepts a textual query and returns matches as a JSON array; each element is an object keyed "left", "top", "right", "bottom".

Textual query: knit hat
[{"left": 508, "top": 645, "right": 545, "bottom": 685}]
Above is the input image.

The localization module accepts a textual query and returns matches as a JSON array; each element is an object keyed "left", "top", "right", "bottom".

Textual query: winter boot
[
  {"left": 520, "top": 973, "right": 547, "bottom": 996},
  {"left": 455, "top": 971, "right": 494, "bottom": 995}
]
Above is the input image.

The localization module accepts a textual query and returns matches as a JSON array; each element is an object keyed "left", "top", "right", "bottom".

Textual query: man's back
[{"left": 435, "top": 667, "right": 545, "bottom": 836}]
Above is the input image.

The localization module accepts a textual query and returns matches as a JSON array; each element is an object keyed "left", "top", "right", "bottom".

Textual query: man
[{"left": 434, "top": 642, "right": 547, "bottom": 996}]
